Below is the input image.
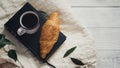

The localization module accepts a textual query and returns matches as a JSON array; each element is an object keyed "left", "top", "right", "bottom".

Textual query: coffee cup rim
[{"left": 20, "top": 11, "right": 39, "bottom": 30}]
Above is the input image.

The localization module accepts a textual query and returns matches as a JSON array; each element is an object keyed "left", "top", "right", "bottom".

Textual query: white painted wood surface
[{"left": 69, "top": 0, "right": 120, "bottom": 68}]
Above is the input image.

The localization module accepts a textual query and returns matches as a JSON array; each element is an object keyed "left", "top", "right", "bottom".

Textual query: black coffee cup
[{"left": 17, "top": 11, "right": 40, "bottom": 36}]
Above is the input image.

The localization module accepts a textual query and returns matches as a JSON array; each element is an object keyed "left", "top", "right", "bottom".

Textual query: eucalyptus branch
[{"left": 0, "top": 34, "right": 24, "bottom": 68}]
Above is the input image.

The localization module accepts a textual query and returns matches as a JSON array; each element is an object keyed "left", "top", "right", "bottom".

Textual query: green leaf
[
  {"left": 39, "top": 10, "right": 47, "bottom": 14},
  {"left": 4, "top": 39, "right": 14, "bottom": 45},
  {"left": 38, "top": 10, "right": 49, "bottom": 19},
  {"left": 0, "top": 38, "right": 13, "bottom": 49},
  {"left": 71, "top": 58, "right": 84, "bottom": 65},
  {"left": 0, "top": 34, "right": 6, "bottom": 48},
  {"left": 0, "top": 43, "right": 5, "bottom": 48},
  {"left": 0, "top": 34, "right": 14, "bottom": 48},
  {"left": 63, "top": 46, "right": 77, "bottom": 58},
  {"left": 8, "top": 50, "right": 18, "bottom": 61},
  {"left": 0, "top": 34, "right": 5, "bottom": 39}
]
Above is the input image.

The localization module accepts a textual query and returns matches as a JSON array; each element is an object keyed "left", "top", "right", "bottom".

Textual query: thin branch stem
[{"left": 17, "top": 60, "right": 24, "bottom": 68}]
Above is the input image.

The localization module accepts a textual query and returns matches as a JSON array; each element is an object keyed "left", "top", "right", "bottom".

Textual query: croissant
[{"left": 40, "top": 12, "right": 60, "bottom": 59}]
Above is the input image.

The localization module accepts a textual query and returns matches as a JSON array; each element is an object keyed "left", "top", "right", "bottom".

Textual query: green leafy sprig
[
  {"left": 0, "top": 34, "right": 24, "bottom": 68},
  {"left": 63, "top": 46, "right": 85, "bottom": 66},
  {"left": 71, "top": 58, "right": 84, "bottom": 66},
  {"left": 0, "top": 34, "right": 17, "bottom": 61},
  {"left": 63, "top": 46, "right": 76, "bottom": 58}
]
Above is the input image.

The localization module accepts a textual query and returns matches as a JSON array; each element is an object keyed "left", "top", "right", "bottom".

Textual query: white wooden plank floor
[{"left": 69, "top": 0, "right": 120, "bottom": 68}]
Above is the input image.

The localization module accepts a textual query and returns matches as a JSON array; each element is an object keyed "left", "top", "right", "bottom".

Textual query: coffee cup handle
[{"left": 17, "top": 27, "right": 26, "bottom": 36}]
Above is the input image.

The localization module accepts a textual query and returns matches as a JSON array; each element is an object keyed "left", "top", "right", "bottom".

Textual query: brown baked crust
[{"left": 40, "top": 12, "right": 60, "bottom": 59}]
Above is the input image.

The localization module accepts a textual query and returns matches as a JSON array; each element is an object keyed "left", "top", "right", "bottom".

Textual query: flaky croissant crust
[{"left": 40, "top": 12, "right": 60, "bottom": 59}]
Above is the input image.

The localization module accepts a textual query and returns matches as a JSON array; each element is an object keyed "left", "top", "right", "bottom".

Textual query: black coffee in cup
[
  {"left": 21, "top": 13, "right": 38, "bottom": 29},
  {"left": 17, "top": 11, "right": 40, "bottom": 36}
]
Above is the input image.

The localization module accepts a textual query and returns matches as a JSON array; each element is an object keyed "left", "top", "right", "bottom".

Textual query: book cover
[{"left": 4, "top": 3, "right": 66, "bottom": 62}]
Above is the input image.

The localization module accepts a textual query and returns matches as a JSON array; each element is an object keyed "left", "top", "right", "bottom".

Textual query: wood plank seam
[{"left": 71, "top": 6, "right": 120, "bottom": 8}]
